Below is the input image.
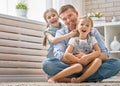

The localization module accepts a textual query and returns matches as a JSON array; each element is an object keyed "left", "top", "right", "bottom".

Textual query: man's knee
[
  {"left": 104, "top": 58, "right": 120, "bottom": 70},
  {"left": 42, "top": 59, "right": 55, "bottom": 75},
  {"left": 98, "top": 58, "right": 120, "bottom": 78}
]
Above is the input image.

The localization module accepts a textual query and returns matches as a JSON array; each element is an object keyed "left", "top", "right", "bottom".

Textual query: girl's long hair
[{"left": 42, "top": 8, "right": 58, "bottom": 46}]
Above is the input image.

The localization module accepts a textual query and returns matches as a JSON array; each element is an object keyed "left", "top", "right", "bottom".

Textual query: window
[
  {"left": 0, "top": 0, "right": 8, "bottom": 14},
  {"left": 0, "top": 0, "right": 47, "bottom": 22}
]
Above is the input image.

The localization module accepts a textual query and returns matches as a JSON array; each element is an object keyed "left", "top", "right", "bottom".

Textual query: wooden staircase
[{"left": 0, "top": 14, "right": 47, "bottom": 82}]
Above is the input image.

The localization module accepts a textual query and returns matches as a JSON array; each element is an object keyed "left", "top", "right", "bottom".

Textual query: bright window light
[{"left": 0, "top": 0, "right": 46, "bottom": 22}]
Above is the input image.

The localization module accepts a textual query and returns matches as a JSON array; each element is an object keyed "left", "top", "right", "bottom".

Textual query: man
[{"left": 42, "top": 4, "right": 120, "bottom": 82}]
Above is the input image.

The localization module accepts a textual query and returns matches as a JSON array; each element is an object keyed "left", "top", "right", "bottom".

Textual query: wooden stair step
[{"left": 0, "top": 75, "right": 48, "bottom": 82}]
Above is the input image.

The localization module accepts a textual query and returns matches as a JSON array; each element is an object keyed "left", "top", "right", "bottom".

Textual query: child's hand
[
  {"left": 70, "top": 30, "right": 78, "bottom": 37},
  {"left": 79, "top": 55, "right": 90, "bottom": 65},
  {"left": 75, "top": 52, "right": 85, "bottom": 58}
]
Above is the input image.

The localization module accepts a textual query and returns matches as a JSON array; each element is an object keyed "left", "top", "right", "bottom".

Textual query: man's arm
[
  {"left": 54, "top": 28, "right": 69, "bottom": 60},
  {"left": 92, "top": 28, "right": 109, "bottom": 60}
]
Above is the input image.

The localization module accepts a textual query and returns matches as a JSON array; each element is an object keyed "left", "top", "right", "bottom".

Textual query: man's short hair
[{"left": 59, "top": 4, "right": 77, "bottom": 15}]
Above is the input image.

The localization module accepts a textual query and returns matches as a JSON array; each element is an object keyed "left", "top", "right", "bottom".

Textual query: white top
[{"left": 68, "top": 36, "right": 97, "bottom": 54}]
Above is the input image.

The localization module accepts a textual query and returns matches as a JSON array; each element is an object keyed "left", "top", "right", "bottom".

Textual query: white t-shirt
[{"left": 68, "top": 36, "right": 97, "bottom": 54}]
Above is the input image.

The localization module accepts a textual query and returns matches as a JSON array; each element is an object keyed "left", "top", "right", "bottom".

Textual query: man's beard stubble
[{"left": 69, "top": 21, "right": 77, "bottom": 31}]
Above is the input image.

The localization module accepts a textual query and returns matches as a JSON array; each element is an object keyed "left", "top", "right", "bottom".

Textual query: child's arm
[
  {"left": 62, "top": 44, "right": 80, "bottom": 63},
  {"left": 80, "top": 43, "right": 101, "bottom": 64},
  {"left": 46, "top": 31, "right": 76, "bottom": 44},
  {"left": 88, "top": 43, "right": 101, "bottom": 60},
  {"left": 74, "top": 52, "right": 85, "bottom": 58}
]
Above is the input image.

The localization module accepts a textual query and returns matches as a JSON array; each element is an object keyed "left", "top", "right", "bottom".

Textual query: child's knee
[
  {"left": 94, "top": 58, "right": 102, "bottom": 66},
  {"left": 74, "top": 64, "right": 83, "bottom": 73}
]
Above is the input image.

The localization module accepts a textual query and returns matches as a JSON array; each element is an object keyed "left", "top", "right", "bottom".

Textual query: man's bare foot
[
  {"left": 48, "top": 78, "right": 56, "bottom": 83},
  {"left": 71, "top": 77, "right": 82, "bottom": 83}
]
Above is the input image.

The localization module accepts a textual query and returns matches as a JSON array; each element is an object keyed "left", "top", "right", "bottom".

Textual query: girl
[
  {"left": 43, "top": 8, "right": 76, "bottom": 57},
  {"left": 63, "top": 16, "right": 102, "bottom": 83},
  {"left": 48, "top": 16, "right": 102, "bottom": 83}
]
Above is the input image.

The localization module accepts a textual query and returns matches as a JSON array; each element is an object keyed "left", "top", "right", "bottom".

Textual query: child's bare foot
[
  {"left": 57, "top": 78, "right": 71, "bottom": 83},
  {"left": 48, "top": 78, "right": 56, "bottom": 83},
  {"left": 71, "top": 77, "right": 82, "bottom": 83},
  {"left": 71, "top": 77, "right": 76, "bottom": 83}
]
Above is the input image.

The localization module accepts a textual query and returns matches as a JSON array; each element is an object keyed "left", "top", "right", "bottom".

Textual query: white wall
[{"left": 27, "top": 0, "right": 46, "bottom": 22}]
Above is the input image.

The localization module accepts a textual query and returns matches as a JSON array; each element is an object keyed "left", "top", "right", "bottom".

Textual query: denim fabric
[
  {"left": 44, "top": 23, "right": 65, "bottom": 59},
  {"left": 86, "top": 58, "right": 120, "bottom": 82},
  {"left": 54, "top": 26, "right": 70, "bottom": 60},
  {"left": 42, "top": 57, "right": 120, "bottom": 82},
  {"left": 92, "top": 28, "right": 109, "bottom": 55},
  {"left": 42, "top": 58, "right": 69, "bottom": 76},
  {"left": 42, "top": 58, "right": 82, "bottom": 78}
]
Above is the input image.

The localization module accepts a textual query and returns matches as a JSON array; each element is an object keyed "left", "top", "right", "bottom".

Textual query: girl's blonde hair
[
  {"left": 43, "top": 8, "right": 58, "bottom": 46},
  {"left": 77, "top": 16, "right": 93, "bottom": 27},
  {"left": 75, "top": 16, "right": 93, "bottom": 36}
]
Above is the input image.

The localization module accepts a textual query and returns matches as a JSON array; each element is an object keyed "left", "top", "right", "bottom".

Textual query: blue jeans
[{"left": 42, "top": 57, "right": 120, "bottom": 82}]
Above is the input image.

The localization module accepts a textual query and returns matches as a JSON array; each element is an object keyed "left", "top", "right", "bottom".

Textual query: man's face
[{"left": 59, "top": 9, "right": 78, "bottom": 30}]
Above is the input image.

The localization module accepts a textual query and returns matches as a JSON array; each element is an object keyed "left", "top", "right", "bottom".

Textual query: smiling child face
[
  {"left": 46, "top": 11, "right": 59, "bottom": 27},
  {"left": 77, "top": 17, "right": 92, "bottom": 37}
]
